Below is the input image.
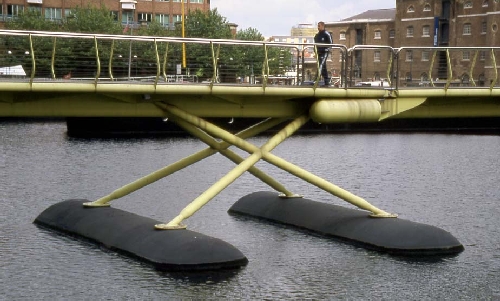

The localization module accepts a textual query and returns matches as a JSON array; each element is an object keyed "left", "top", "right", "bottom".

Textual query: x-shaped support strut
[{"left": 84, "top": 102, "right": 396, "bottom": 229}]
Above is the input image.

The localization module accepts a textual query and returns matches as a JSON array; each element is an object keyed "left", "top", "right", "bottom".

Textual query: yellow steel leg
[
  {"left": 162, "top": 104, "right": 396, "bottom": 218},
  {"left": 155, "top": 113, "right": 309, "bottom": 230},
  {"left": 84, "top": 115, "right": 288, "bottom": 207},
  {"left": 170, "top": 115, "right": 297, "bottom": 197},
  {"left": 83, "top": 148, "right": 217, "bottom": 207}
]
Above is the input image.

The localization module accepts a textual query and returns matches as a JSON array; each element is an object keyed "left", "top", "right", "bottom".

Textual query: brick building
[
  {"left": 0, "top": 0, "right": 210, "bottom": 29},
  {"left": 327, "top": 8, "right": 396, "bottom": 85},
  {"left": 326, "top": 0, "right": 500, "bottom": 86}
]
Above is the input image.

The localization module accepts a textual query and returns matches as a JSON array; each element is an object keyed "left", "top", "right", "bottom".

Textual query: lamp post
[
  {"left": 120, "top": 0, "right": 137, "bottom": 80},
  {"left": 133, "top": 55, "right": 138, "bottom": 77},
  {"left": 7, "top": 50, "right": 12, "bottom": 76}
]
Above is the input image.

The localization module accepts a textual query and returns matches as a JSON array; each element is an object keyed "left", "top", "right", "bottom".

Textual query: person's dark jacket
[{"left": 314, "top": 30, "right": 333, "bottom": 54}]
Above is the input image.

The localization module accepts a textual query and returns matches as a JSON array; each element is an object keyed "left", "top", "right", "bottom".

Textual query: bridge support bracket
[
  {"left": 82, "top": 202, "right": 110, "bottom": 207},
  {"left": 370, "top": 212, "right": 398, "bottom": 218},
  {"left": 278, "top": 193, "right": 303, "bottom": 198},
  {"left": 154, "top": 223, "right": 187, "bottom": 230}
]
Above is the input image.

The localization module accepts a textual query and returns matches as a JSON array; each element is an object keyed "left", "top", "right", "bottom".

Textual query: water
[{"left": 1, "top": 121, "right": 499, "bottom": 300}]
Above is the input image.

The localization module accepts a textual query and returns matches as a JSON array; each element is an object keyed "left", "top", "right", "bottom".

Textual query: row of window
[
  {"left": 370, "top": 50, "right": 490, "bottom": 62},
  {"left": 0, "top": 5, "right": 189, "bottom": 24},
  {"left": 337, "top": 22, "right": 495, "bottom": 41},
  {"left": 407, "top": 3, "right": 432, "bottom": 13},
  {"left": 363, "top": 72, "right": 484, "bottom": 84},
  {"left": 406, "top": 22, "right": 495, "bottom": 38},
  {"left": 129, "top": 0, "right": 205, "bottom": 2},
  {"left": 406, "top": 0, "right": 496, "bottom": 13},
  {"left": 0, "top": 1, "right": 204, "bottom": 20}
]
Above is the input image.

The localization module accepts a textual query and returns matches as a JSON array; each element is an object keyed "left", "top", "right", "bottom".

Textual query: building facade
[
  {"left": 326, "top": 0, "right": 499, "bottom": 86},
  {"left": 327, "top": 8, "right": 396, "bottom": 85},
  {"left": 0, "top": 0, "right": 210, "bottom": 29}
]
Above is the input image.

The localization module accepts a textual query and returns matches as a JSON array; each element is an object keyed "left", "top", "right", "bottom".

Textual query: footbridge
[{"left": 3, "top": 30, "right": 497, "bottom": 269}]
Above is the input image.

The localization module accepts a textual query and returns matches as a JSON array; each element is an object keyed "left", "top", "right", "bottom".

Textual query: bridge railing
[
  {"left": 348, "top": 45, "right": 499, "bottom": 90},
  {"left": 0, "top": 29, "right": 498, "bottom": 90}
]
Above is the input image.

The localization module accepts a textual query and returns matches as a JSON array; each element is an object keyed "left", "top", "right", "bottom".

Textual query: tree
[
  {"left": 3, "top": 9, "right": 59, "bottom": 77},
  {"left": 171, "top": 9, "right": 233, "bottom": 81},
  {"left": 4, "top": 5, "right": 124, "bottom": 78},
  {"left": 63, "top": 6, "right": 122, "bottom": 34}
]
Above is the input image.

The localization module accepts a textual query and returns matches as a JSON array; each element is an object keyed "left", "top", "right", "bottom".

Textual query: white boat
[{"left": 0, "top": 65, "right": 26, "bottom": 77}]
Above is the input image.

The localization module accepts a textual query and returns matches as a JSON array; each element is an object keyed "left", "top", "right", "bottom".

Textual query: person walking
[{"left": 314, "top": 21, "right": 333, "bottom": 86}]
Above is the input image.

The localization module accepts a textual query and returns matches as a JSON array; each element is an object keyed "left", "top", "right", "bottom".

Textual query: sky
[{"left": 211, "top": 0, "right": 396, "bottom": 38}]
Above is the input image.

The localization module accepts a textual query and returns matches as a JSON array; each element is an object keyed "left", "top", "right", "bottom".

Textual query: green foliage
[
  {"left": 181, "top": 8, "right": 232, "bottom": 39},
  {"left": 236, "top": 28, "right": 264, "bottom": 42},
  {"left": 6, "top": 9, "right": 59, "bottom": 31},
  {"left": 1, "top": 5, "right": 287, "bottom": 80},
  {"left": 170, "top": 8, "right": 233, "bottom": 80},
  {"left": 63, "top": 5, "right": 122, "bottom": 34},
  {"left": 136, "top": 20, "right": 171, "bottom": 37}
]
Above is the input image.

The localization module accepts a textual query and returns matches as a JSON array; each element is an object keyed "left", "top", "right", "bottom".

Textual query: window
[
  {"left": 406, "top": 26, "right": 414, "bottom": 37},
  {"left": 463, "top": 23, "right": 471, "bottom": 35},
  {"left": 480, "top": 51, "right": 486, "bottom": 61},
  {"left": 389, "top": 29, "right": 395, "bottom": 38},
  {"left": 482, "top": 22, "right": 487, "bottom": 34},
  {"left": 110, "top": 11, "right": 118, "bottom": 21},
  {"left": 462, "top": 51, "right": 470, "bottom": 61},
  {"left": 424, "top": 4, "right": 431, "bottom": 11},
  {"left": 482, "top": 0, "right": 489, "bottom": 7},
  {"left": 45, "top": 7, "right": 62, "bottom": 20},
  {"left": 156, "top": 14, "right": 169, "bottom": 26},
  {"left": 422, "top": 25, "right": 430, "bottom": 37},
  {"left": 422, "top": 50, "right": 430, "bottom": 61},
  {"left": 28, "top": 6, "right": 42, "bottom": 15},
  {"left": 122, "top": 11, "right": 134, "bottom": 23},
  {"left": 7, "top": 4, "right": 24, "bottom": 17},
  {"left": 421, "top": 72, "right": 429, "bottom": 81},
  {"left": 406, "top": 50, "right": 413, "bottom": 61},
  {"left": 190, "top": 0, "right": 203, "bottom": 3},
  {"left": 138, "top": 13, "right": 152, "bottom": 22},
  {"left": 374, "top": 51, "right": 381, "bottom": 62},
  {"left": 374, "top": 30, "right": 381, "bottom": 39},
  {"left": 173, "top": 14, "right": 183, "bottom": 22},
  {"left": 173, "top": 0, "right": 187, "bottom": 2},
  {"left": 339, "top": 32, "right": 346, "bottom": 40},
  {"left": 464, "top": 1, "right": 472, "bottom": 8},
  {"left": 407, "top": 5, "right": 415, "bottom": 12}
]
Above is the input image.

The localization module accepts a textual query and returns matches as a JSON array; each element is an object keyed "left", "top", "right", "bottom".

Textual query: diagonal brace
[
  {"left": 161, "top": 104, "right": 396, "bottom": 219},
  {"left": 83, "top": 113, "right": 288, "bottom": 208},
  {"left": 168, "top": 114, "right": 298, "bottom": 197},
  {"left": 155, "top": 110, "right": 309, "bottom": 229}
]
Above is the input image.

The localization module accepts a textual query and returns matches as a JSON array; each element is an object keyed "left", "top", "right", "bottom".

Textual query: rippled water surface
[{"left": 1, "top": 121, "right": 499, "bottom": 300}]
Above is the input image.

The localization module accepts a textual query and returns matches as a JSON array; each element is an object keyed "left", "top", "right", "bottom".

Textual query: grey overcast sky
[{"left": 210, "top": 0, "right": 396, "bottom": 38}]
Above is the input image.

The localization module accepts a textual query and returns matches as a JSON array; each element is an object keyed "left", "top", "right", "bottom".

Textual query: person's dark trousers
[{"left": 318, "top": 52, "right": 330, "bottom": 85}]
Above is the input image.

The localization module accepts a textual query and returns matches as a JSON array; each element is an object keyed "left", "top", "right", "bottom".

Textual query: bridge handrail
[{"left": 0, "top": 29, "right": 498, "bottom": 91}]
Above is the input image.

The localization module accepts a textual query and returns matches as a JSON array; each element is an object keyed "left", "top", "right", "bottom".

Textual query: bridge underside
[{"left": 0, "top": 83, "right": 499, "bottom": 121}]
